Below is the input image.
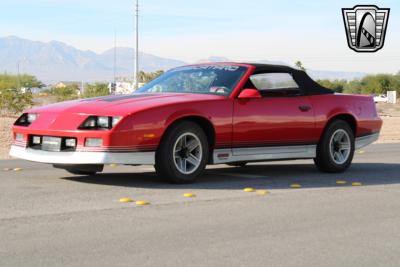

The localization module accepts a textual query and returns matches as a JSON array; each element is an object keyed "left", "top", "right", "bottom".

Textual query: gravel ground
[
  {"left": 0, "top": 144, "right": 399, "bottom": 266},
  {"left": 0, "top": 117, "right": 14, "bottom": 159}
]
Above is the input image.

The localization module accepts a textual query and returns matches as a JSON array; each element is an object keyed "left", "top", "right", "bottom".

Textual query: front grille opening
[{"left": 28, "top": 135, "right": 77, "bottom": 152}]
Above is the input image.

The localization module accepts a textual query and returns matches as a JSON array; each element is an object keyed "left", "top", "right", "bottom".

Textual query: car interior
[{"left": 242, "top": 72, "right": 303, "bottom": 97}]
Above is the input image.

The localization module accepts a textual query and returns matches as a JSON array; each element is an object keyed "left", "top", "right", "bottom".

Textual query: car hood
[{"left": 28, "top": 93, "right": 225, "bottom": 116}]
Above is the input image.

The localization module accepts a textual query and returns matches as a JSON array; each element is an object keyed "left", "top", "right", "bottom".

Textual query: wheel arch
[
  {"left": 322, "top": 113, "right": 357, "bottom": 140},
  {"left": 159, "top": 115, "right": 216, "bottom": 162}
]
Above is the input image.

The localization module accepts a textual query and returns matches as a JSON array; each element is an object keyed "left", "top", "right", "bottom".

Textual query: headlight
[
  {"left": 97, "top": 116, "right": 110, "bottom": 128},
  {"left": 14, "top": 113, "right": 39, "bottom": 126},
  {"left": 27, "top": 113, "right": 38, "bottom": 123},
  {"left": 112, "top": 117, "right": 121, "bottom": 127},
  {"left": 79, "top": 116, "right": 122, "bottom": 130}
]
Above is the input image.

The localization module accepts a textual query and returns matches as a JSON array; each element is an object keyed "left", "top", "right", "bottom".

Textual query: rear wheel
[
  {"left": 155, "top": 121, "right": 209, "bottom": 183},
  {"left": 314, "top": 120, "right": 354, "bottom": 173}
]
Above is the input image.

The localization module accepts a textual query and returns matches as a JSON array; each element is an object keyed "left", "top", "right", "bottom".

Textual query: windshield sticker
[{"left": 172, "top": 65, "right": 240, "bottom": 72}]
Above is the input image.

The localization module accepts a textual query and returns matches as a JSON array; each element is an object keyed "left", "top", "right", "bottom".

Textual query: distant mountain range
[
  {"left": 0, "top": 36, "right": 367, "bottom": 83},
  {"left": 0, "top": 36, "right": 185, "bottom": 83}
]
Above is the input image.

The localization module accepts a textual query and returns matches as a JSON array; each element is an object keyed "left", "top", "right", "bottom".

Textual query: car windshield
[{"left": 135, "top": 65, "right": 247, "bottom": 96}]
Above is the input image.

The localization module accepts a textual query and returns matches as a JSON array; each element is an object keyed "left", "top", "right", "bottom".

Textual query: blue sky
[{"left": 0, "top": 0, "right": 399, "bottom": 73}]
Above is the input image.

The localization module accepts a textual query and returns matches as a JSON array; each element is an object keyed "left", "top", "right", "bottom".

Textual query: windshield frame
[{"left": 134, "top": 64, "right": 250, "bottom": 97}]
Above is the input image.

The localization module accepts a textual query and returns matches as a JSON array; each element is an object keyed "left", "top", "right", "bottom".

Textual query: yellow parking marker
[
  {"left": 256, "top": 190, "right": 269, "bottom": 196},
  {"left": 358, "top": 150, "right": 365, "bottom": 154},
  {"left": 109, "top": 164, "right": 118, "bottom": 167},
  {"left": 13, "top": 168, "right": 22, "bottom": 171},
  {"left": 290, "top": 183, "right": 302, "bottom": 189},
  {"left": 352, "top": 182, "right": 362, "bottom": 186},
  {"left": 183, "top": 193, "right": 196, "bottom": 198},
  {"left": 336, "top": 180, "right": 347, "bottom": 185},
  {"left": 119, "top": 197, "right": 134, "bottom": 203},
  {"left": 136, "top": 200, "right": 150, "bottom": 206},
  {"left": 243, "top": 187, "right": 255, "bottom": 192}
]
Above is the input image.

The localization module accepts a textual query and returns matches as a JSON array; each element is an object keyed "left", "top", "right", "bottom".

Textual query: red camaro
[{"left": 10, "top": 63, "right": 382, "bottom": 183}]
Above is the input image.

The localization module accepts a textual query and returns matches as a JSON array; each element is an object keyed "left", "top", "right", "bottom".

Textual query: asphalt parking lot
[{"left": 1, "top": 143, "right": 400, "bottom": 266}]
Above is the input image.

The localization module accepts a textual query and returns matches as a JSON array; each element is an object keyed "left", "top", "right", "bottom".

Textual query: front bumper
[{"left": 9, "top": 145, "right": 155, "bottom": 165}]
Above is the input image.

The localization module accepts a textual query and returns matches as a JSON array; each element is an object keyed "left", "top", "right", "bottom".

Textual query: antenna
[{"left": 133, "top": 0, "right": 139, "bottom": 89}]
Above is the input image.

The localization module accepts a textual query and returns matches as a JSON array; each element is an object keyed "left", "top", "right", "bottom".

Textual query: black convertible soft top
[{"left": 246, "top": 63, "right": 334, "bottom": 96}]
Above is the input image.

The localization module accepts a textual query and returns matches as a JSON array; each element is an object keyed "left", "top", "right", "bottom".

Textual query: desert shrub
[
  {"left": 0, "top": 88, "right": 33, "bottom": 114},
  {"left": 82, "top": 83, "right": 109, "bottom": 98},
  {"left": 0, "top": 74, "right": 40, "bottom": 115},
  {"left": 48, "top": 84, "right": 79, "bottom": 102}
]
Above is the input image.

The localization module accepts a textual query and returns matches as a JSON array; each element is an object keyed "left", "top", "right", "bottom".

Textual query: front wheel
[
  {"left": 155, "top": 121, "right": 209, "bottom": 183},
  {"left": 314, "top": 120, "right": 355, "bottom": 173}
]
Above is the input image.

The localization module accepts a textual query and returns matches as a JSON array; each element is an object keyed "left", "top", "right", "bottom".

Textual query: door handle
[{"left": 298, "top": 105, "right": 312, "bottom": 112}]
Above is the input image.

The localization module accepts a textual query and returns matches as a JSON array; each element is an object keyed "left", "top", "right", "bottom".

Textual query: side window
[{"left": 249, "top": 73, "right": 300, "bottom": 97}]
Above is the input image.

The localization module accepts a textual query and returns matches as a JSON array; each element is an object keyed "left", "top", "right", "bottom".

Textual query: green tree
[
  {"left": 137, "top": 70, "right": 164, "bottom": 83},
  {"left": 360, "top": 74, "right": 398, "bottom": 95},
  {"left": 294, "top": 61, "right": 306, "bottom": 72},
  {"left": 317, "top": 79, "right": 347, "bottom": 93},
  {"left": 0, "top": 73, "right": 42, "bottom": 90},
  {"left": 343, "top": 80, "right": 363, "bottom": 94},
  {"left": 316, "top": 72, "right": 400, "bottom": 95},
  {"left": 83, "top": 83, "right": 109, "bottom": 98}
]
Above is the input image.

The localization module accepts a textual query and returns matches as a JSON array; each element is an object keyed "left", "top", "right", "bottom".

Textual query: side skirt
[
  {"left": 212, "top": 132, "right": 380, "bottom": 164},
  {"left": 213, "top": 145, "right": 317, "bottom": 164}
]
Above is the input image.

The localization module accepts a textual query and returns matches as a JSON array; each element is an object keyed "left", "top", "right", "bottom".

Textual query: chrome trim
[
  {"left": 355, "top": 133, "right": 379, "bottom": 149},
  {"left": 213, "top": 145, "right": 317, "bottom": 164},
  {"left": 9, "top": 145, "right": 155, "bottom": 165}
]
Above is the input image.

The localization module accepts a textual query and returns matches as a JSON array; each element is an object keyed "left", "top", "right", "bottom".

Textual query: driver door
[{"left": 232, "top": 72, "right": 317, "bottom": 155}]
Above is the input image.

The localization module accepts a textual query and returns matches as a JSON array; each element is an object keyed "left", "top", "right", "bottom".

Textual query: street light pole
[
  {"left": 133, "top": 0, "right": 139, "bottom": 89},
  {"left": 16, "top": 61, "right": 20, "bottom": 91},
  {"left": 114, "top": 29, "right": 117, "bottom": 84}
]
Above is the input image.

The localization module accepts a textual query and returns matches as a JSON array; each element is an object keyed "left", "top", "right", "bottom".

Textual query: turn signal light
[{"left": 85, "top": 138, "right": 103, "bottom": 147}]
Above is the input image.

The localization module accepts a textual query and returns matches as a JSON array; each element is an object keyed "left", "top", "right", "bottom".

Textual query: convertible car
[{"left": 10, "top": 63, "right": 382, "bottom": 183}]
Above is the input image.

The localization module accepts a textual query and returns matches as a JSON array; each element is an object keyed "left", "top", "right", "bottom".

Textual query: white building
[{"left": 108, "top": 82, "right": 145, "bottom": 95}]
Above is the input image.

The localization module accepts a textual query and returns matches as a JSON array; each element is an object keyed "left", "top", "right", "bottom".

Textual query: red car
[{"left": 10, "top": 63, "right": 382, "bottom": 183}]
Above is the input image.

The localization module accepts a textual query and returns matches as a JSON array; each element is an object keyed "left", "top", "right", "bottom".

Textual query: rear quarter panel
[{"left": 309, "top": 94, "right": 382, "bottom": 139}]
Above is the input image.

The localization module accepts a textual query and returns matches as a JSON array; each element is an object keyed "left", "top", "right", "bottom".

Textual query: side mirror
[{"left": 238, "top": 88, "right": 261, "bottom": 99}]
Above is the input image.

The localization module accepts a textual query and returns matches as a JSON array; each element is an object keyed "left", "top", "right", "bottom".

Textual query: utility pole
[
  {"left": 113, "top": 29, "right": 117, "bottom": 84},
  {"left": 16, "top": 61, "right": 20, "bottom": 91},
  {"left": 81, "top": 80, "right": 84, "bottom": 95},
  {"left": 133, "top": 0, "right": 139, "bottom": 89}
]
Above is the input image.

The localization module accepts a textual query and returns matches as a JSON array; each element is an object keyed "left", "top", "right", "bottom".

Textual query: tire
[
  {"left": 314, "top": 120, "right": 355, "bottom": 173},
  {"left": 155, "top": 121, "right": 209, "bottom": 183},
  {"left": 53, "top": 164, "right": 103, "bottom": 176},
  {"left": 227, "top": 162, "right": 248, "bottom": 167}
]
